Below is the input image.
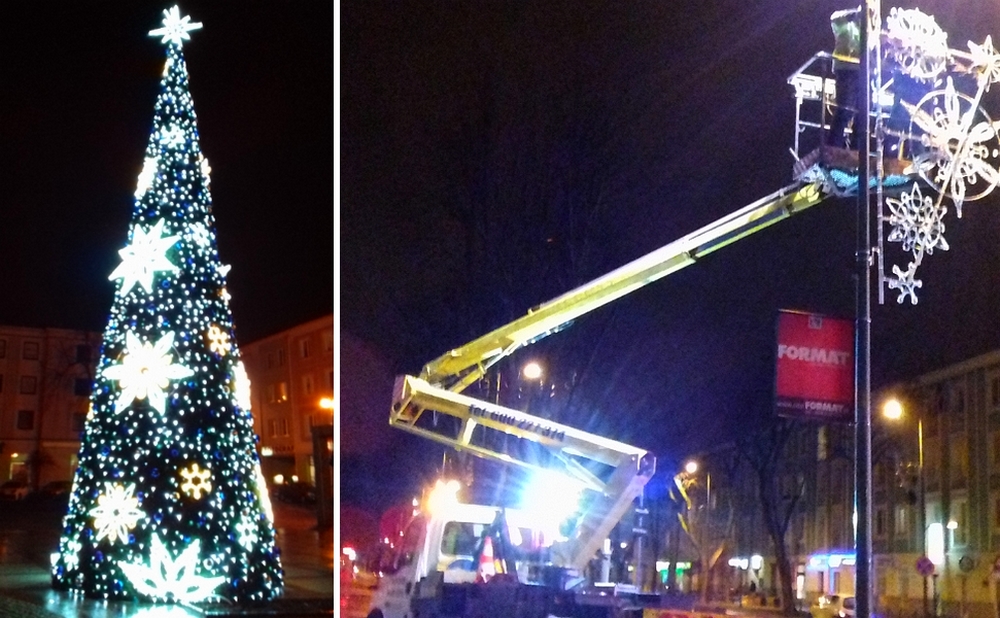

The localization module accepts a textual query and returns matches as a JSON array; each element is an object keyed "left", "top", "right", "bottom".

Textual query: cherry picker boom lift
[{"left": 374, "top": 7, "right": 999, "bottom": 617}]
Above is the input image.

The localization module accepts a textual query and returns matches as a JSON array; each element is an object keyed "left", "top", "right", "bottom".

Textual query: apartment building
[
  {"left": 241, "top": 314, "right": 334, "bottom": 487},
  {"left": 0, "top": 325, "right": 101, "bottom": 488}
]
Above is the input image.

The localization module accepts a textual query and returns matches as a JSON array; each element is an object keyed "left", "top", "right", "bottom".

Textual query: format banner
[{"left": 775, "top": 310, "right": 854, "bottom": 422}]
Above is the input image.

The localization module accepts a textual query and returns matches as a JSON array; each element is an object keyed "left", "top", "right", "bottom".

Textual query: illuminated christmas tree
[{"left": 51, "top": 6, "right": 283, "bottom": 603}]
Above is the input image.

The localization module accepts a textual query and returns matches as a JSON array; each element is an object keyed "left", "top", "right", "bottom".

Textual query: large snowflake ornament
[
  {"left": 233, "top": 361, "right": 252, "bottom": 410},
  {"left": 118, "top": 535, "right": 224, "bottom": 603},
  {"left": 159, "top": 124, "right": 186, "bottom": 149},
  {"left": 888, "top": 262, "right": 923, "bottom": 305},
  {"left": 135, "top": 157, "right": 158, "bottom": 199},
  {"left": 235, "top": 517, "right": 259, "bottom": 551},
  {"left": 103, "top": 331, "right": 194, "bottom": 414},
  {"left": 968, "top": 36, "right": 1000, "bottom": 89},
  {"left": 886, "top": 183, "right": 949, "bottom": 255},
  {"left": 91, "top": 483, "right": 145, "bottom": 544},
  {"left": 911, "top": 78, "right": 1000, "bottom": 216},
  {"left": 109, "top": 219, "right": 179, "bottom": 295},
  {"left": 148, "top": 6, "right": 203, "bottom": 47},
  {"left": 207, "top": 325, "right": 231, "bottom": 356},
  {"left": 885, "top": 7, "right": 948, "bottom": 81}
]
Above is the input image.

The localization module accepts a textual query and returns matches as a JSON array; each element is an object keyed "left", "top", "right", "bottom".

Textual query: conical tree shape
[{"left": 52, "top": 6, "right": 283, "bottom": 603}]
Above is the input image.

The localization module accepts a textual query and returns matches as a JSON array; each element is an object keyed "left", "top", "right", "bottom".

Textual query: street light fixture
[
  {"left": 522, "top": 361, "right": 543, "bottom": 381},
  {"left": 882, "top": 396, "right": 927, "bottom": 618}
]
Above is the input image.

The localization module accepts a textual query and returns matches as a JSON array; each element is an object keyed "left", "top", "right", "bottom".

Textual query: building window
[
  {"left": 990, "top": 371, "right": 1000, "bottom": 411},
  {"left": 71, "top": 411, "right": 87, "bottom": 433},
  {"left": 16, "top": 410, "right": 35, "bottom": 431},
  {"left": 74, "top": 378, "right": 92, "bottom": 397},
  {"left": 0, "top": 339, "right": 6, "bottom": 358},
  {"left": 267, "top": 352, "right": 274, "bottom": 369},
  {"left": 951, "top": 498, "right": 968, "bottom": 546},
  {"left": 895, "top": 504, "right": 910, "bottom": 536},
  {"left": 277, "top": 382, "right": 288, "bottom": 402},
  {"left": 278, "top": 418, "right": 289, "bottom": 437},
  {"left": 951, "top": 440, "right": 969, "bottom": 488},
  {"left": 0, "top": 375, "right": 4, "bottom": 393},
  {"left": 950, "top": 385, "right": 966, "bottom": 434},
  {"left": 23, "top": 341, "right": 39, "bottom": 360},
  {"left": 299, "top": 338, "right": 310, "bottom": 359},
  {"left": 277, "top": 349, "right": 285, "bottom": 366},
  {"left": 302, "top": 374, "right": 313, "bottom": 396},
  {"left": 875, "top": 506, "right": 887, "bottom": 538},
  {"left": 268, "top": 419, "right": 277, "bottom": 437},
  {"left": 20, "top": 375, "right": 37, "bottom": 395},
  {"left": 326, "top": 369, "right": 333, "bottom": 390},
  {"left": 322, "top": 331, "right": 333, "bottom": 353},
  {"left": 75, "top": 344, "right": 92, "bottom": 363}
]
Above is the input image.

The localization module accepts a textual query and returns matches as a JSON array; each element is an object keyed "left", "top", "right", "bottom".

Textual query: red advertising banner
[{"left": 775, "top": 310, "right": 854, "bottom": 422}]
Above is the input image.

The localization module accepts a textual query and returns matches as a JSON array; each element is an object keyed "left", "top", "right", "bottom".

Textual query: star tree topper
[
  {"left": 148, "top": 6, "right": 203, "bottom": 47},
  {"left": 108, "top": 218, "right": 179, "bottom": 295}
]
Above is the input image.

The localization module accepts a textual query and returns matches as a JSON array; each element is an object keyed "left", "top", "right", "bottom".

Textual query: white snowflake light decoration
[
  {"left": 207, "top": 325, "right": 231, "bottom": 356},
  {"left": 886, "top": 183, "right": 949, "bottom": 255},
  {"left": 60, "top": 539, "right": 83, "bottom": 571},
  {"left": 108, "top": 218, "right": 179, "bottom": 295},
  {"left": 200, "top": 155, "right": 212, "bottom": 187},
  {"left": 234, "top": 361, "right": 252, "bottom": 410},
  {"left": 235, "top": 517, "right": 259, "bottom": 551},
  {"left": 118, "top": 534, "right": 224, "bottom": 603},
  {"left": 103, "top": 331, "right": 194, "bottom": 414},
  {"left": 888, "top": 262, "right": 924, "bottom": 305},
  {"left": 135, "top": 157, "right": 158, "bottom": 199},
  {"left": 968, "top": 35, "right": 1000, "bottom": 89},
  {"left": 190, "top": 222, "right": 212, "bottom": 248},
  {"left": 179, "top": 463, "right": 212, "bottom": 500},
  {"left": 91, "top": 483, "right": 145, "bottom": 544},
  {"left": 148, "top": 5, "right": 203, "bottom": 47},
  {"left": 159, "top": 124, "right": 186, "bottom": 149}
]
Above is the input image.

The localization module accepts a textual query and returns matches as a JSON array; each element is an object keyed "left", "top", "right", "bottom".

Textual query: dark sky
[
  {"left": 340, "top": 0, "right": 1000, "bottom": 515},
  {"left": 0, "top": 2, "right": 333, "bottom": 344}
]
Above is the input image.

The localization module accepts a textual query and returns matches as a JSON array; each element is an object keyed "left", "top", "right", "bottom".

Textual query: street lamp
[
  {"left": 882, "top": 396, "right": 927, "bottom": 618},
  {"left": 521, "top": 361, "right": 543, "bottom": 381}
]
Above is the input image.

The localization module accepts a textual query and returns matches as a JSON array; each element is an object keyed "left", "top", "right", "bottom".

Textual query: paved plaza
[{"left": 0, "top": 499, "right": 333, "bottom": 617}]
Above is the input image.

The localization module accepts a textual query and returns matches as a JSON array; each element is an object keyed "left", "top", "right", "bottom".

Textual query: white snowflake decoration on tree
[
  {"left": 159, "top": 124, "right": 186, "bottom": 149},
  {"left": 200, "top": 155, "right": 212, "bottom": 187},
  {"left": 234, "top": 361, "right": 252, "bottom": 410},
  {"left": 148, "top": 5, "right": 203, "bottom": 47},
  {"left": 179, "top": 463, "right": 212, "bottom": 500},
  {"left": 60, "top": 539, "right": 83, "bottom": 571},
  {"left": 109, "top": 218, "right": 179, "bottom": 295},
  {"left": 91, "top": 483, "right": 145, "bottom": 544},
  {"left": 207, "top": 325, "right": 231, "bottom": 356},
  {"left": 103, "top": 331, "right": 194, "bottom": 414},
  {"left": 190, "top": 222, "right": 212, "bottom": 248},
  {"left": 135, "top": 157, "right": 158, "bottom": 199},
  {"left": 235, "top": 517, "right": 259, "bottom": 551},
  {"left": 968, "top": 35, "right": 1000, "bottom": 88},
  {"left": 118, "top": 534, "right": 224, "bottom": 603}
]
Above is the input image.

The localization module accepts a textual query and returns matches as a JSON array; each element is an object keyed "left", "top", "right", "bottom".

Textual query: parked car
[
  {"left": 273, "top": 481, "right": 317, "bottom": 505},
  {"left": 38, "top": 480, "right": 73, "bottom": 497},
  {"left": 0, "top": 480, "right": 30, "bottom": 501},
  {"left": 810, "top": 595, "right": 855, "bottom": 618}
]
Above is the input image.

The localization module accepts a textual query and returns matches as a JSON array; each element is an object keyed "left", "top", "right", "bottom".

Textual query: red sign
[{"left": 775, "top": 310, "right": 854, "bottom": 422}]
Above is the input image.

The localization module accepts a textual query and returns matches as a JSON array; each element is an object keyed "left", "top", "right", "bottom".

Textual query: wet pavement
[{"left": 0, "top": 498, "right": 333, "bottom": 617}]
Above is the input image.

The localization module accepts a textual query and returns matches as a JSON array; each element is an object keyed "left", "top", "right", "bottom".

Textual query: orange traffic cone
[{"left": 476, "top": 536, "right": 496, "bottom": 583}]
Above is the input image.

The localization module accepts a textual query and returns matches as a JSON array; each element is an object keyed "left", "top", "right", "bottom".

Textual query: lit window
[{"left": 277, "top": 382, "right": 288, "bottom": 402}]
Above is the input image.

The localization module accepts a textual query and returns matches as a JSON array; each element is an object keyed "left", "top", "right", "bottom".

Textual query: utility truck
[{"left": 367, "top": 8, "right": 999, "bottom": 617}]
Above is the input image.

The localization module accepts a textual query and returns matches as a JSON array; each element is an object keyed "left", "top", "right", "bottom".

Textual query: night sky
[
  {"left": 0, "top": 2, "right": 333, "bottom": 344},
  {"left": 340, "top": 1, "right": 1000, "bottom": 519}
]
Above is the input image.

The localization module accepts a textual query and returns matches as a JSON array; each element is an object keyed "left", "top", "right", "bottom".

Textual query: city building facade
[
  {"left": 241, "top": 314, "right": 334, "bottom": 487},
  {"left": 0, "top": 325, "right": 101, "bottom": 488},
  {"left": 675, "top": 349, "right": 1000, "bottom": 616}
]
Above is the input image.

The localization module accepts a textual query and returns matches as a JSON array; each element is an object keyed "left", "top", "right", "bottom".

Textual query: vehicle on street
[
  {"left": 0, "top": 480, "right": 30, "bottom": 501},
  {"left": 810, "top": 594, "right": 855, "bottom": 618},
  {"left": 273, "top": 481, "right": 317, "bottom": 505}
]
